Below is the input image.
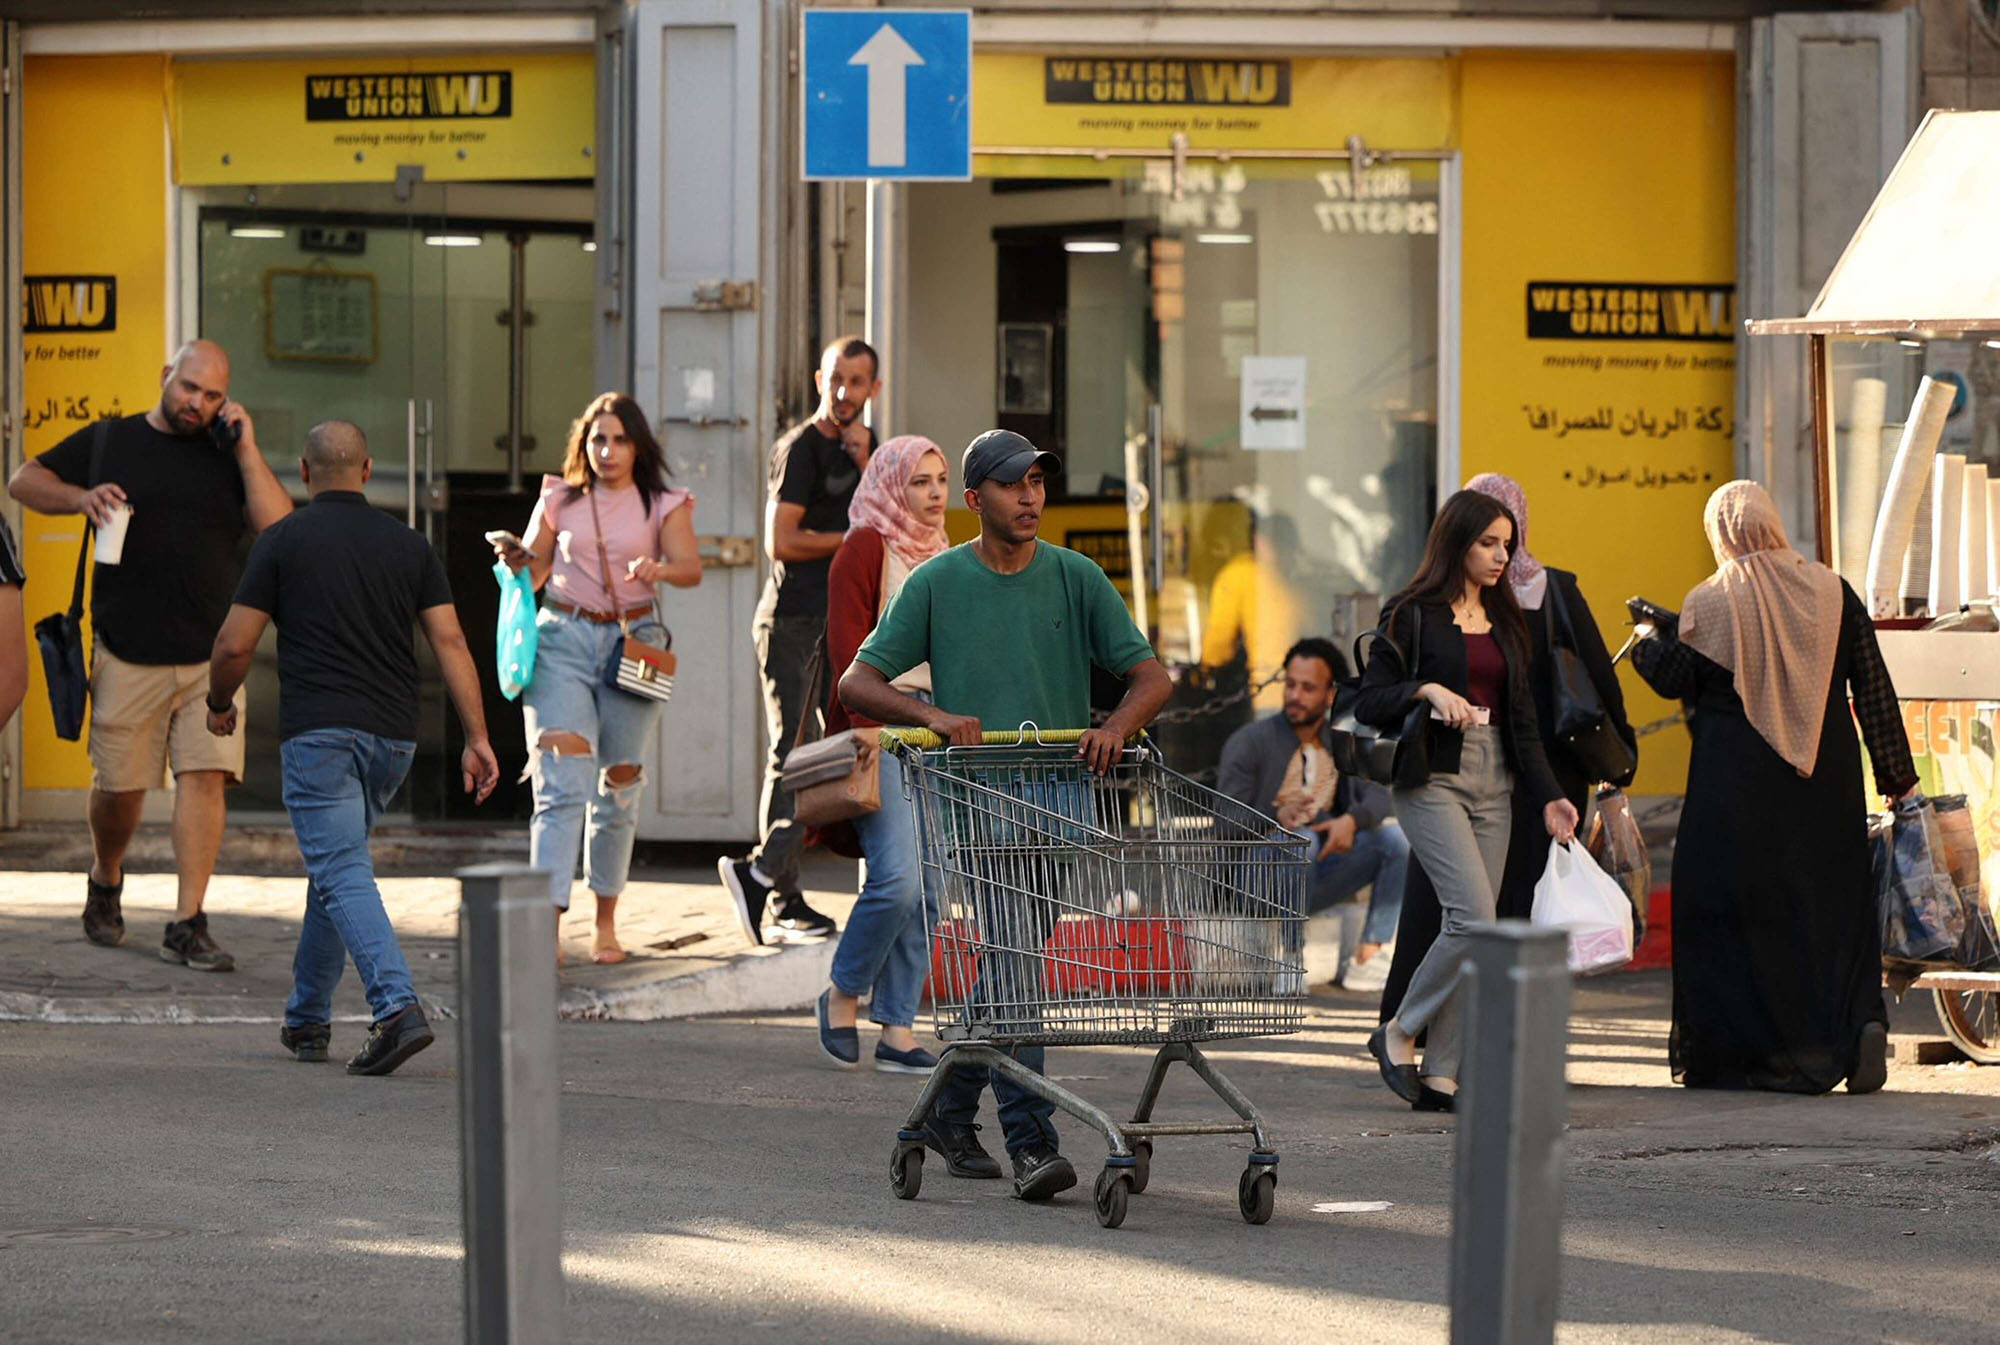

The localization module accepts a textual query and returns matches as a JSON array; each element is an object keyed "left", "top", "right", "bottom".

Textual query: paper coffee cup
[{"left": 94, "top": 503, "right": 133, "bottom": 565}]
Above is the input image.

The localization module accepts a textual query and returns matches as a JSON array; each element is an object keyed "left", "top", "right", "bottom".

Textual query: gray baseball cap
[{"left": 962, "top": 429, "right": 1060, "bottom": 490}]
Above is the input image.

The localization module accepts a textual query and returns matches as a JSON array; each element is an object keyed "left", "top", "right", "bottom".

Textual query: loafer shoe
[
  {"left": 1010, "top": 1143, "right": 1078, "bottom": 1202},
  {"left": 815, "top": 990, "right": 860, "bottom": 1068},
  {"left": 280, "top": 1023, "right": 331, "bottom": 1063},
  {"left": 873, "top": 1042, "right": 938, "bottom": 1075},
  {"left": 347, "top": 1004, "right": 435, "bottom": 1077},
  {"left": 919, "top": 1114, "right": 1002, "bottom": 1179},
  {"left": 1367, "top": 1026, "right": 1421, "bottom": 1105},
  {"left": 1414, "top": 1083, "right": 1456, "bottom": 1113}
]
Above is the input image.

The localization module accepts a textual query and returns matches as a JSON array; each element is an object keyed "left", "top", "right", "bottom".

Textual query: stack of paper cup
[
  {"left": 1963, "top": 463, "right": 1990, "bottom": 602},
  {"left": 93, "top": 503, "right": 133, "bottom": 566},
  {"left": 1930, "top": 454, "right": 1967, "bottom": 615},
  {"left": 1839, "top": 378, "right": 1887, "bottom": 588},
  {"left": 1867, "top": 376, "right": 1956, "bottom": 616}
]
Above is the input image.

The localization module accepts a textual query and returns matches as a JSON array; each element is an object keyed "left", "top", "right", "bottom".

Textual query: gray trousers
[
  {"left": 749, "top": 613, "right": 823, "bottom": 891},
  {"left": 1388, "top": 725, "right": 1514, "bottom": 1081}
]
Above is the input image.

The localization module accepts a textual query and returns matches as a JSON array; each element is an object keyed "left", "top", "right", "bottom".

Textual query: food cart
[{"left": 1746, "top": 109, "right": 2000, "bottom": 1062}]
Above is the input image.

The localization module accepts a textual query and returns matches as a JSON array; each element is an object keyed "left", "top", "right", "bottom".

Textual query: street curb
[
  {"left": 0, "top": 945, "right": 834, "bottom": 1026},
  {"left": 560, "top": 938, "right": 836, "bottom": 1021}
]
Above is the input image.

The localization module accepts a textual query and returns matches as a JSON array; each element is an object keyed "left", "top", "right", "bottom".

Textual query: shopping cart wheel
[
  {"left": 1092, "top": 1167, "right": 1132, "bottom": 1229},
  {"left": 1128, "top": 1141, "right": 1153, "bottom": 1195},
  {"left": 1238, "top": 1167, "right": 1276, "bottom": 1225},
  {"left": 890, "top": 1140, "right": 924, "bottom": 1201}
]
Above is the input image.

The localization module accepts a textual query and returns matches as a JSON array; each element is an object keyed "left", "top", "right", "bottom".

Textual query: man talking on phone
[{"left": 8, "top": 339, "right": 292, "bottom": 971}]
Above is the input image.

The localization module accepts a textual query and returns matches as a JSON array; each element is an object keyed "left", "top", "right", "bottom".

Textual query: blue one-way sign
[{"left": 803, "top": 9, "right": 971, "bottom": 181}]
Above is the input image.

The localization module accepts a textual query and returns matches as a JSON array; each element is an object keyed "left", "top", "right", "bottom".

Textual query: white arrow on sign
[{"left": 849, "top": 23, "right": 924, "bottom": 169}]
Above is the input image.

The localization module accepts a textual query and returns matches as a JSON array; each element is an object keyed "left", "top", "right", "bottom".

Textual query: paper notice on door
[{"left": 1240, "top": 356, "right": 1306, "bottom": 451}]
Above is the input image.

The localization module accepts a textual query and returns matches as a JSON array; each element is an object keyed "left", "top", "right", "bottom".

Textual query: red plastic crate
[{"left": 924, "top": 916, "right": 1192, "bottom": 1001}]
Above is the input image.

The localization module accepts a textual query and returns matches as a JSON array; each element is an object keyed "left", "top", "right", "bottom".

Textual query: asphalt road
[{"left": 3, "top": 973, "right": 1997, "bottom": 1344}]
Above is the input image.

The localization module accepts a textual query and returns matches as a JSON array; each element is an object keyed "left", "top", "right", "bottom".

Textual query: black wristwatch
[{"left": 206, "top": 692, "right": 234, "bottom": 715}]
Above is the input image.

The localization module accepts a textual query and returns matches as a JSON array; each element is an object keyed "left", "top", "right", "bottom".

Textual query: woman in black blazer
[
  {"left": 1357, "top": 490, "right": 1578, "bottom": 1110},
  {"left": 1378, "top": 474, "right": 1638, "bottom": 1021}
]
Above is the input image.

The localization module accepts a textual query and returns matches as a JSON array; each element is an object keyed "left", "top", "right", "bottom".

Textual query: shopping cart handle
[{"left": 878, "top": 725, "right": 1142, "bottom": 751}]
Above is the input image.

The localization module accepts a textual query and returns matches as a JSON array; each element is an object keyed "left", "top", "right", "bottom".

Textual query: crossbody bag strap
[
  {"left": 68, "top": 420, "right": 111, "bottom": 620},
  {"left": 793, "top": 633, "right": 829, "bottom": 751},
  {"left": 584, "top": 484, "right": 630, "bottom": 636}
]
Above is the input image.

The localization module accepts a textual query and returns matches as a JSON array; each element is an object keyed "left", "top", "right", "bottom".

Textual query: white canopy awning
[{"left": 1746, "top": 109, "right": 2000, "bottom": 338}]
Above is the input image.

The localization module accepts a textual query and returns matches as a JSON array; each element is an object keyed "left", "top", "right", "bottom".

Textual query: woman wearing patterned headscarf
[
  {"left": 1632, "top": 479, "right": 1918, "bottom": 1094},
  {"left": 1376, "top": 473, "right": 1635, "bottom": 1006},
  {"left": 812, "top": 436, "right": 952, "bottom": 1073}
]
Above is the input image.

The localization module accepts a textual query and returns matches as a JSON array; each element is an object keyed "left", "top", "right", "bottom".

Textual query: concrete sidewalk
[{"left": 0, "top": 846, "right": 860, "bottom": 1026}]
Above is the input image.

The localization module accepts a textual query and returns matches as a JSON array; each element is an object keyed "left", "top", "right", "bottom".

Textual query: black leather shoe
[
  {"left": 347, "top": 1004, "right": 435, "bottom": 1077},
  {"left": 1847, "top": 1021, "right": 1888, "bottom": 1095},
  {"left": 280, "top": 1023, "right": 331, "bottom": 1063},
  {"left": 920, "top": 1114, "right": 1002, "bottom": 1179},
  {"left": 1009, "top": 1143, "right": 1078, "bottom": 1202},
  {"left": 1414, "top": 1083, "right": 1456, "bottom": 1113},
  {"left": 1367, "top": 1026, "right": 1421, "bottom": 1105},
  {"left": 82, "top": 876, "right": 125, "bottom": 947}
]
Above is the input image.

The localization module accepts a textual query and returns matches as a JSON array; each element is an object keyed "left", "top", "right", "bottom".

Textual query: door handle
[
  {"left": 405, "top": 399, "right": 418, "bottom": 528},
  {"left": 696, "top": 535, "right": 758, "bottom": 568},
  {"left": 420, "top": 399, "right": 447, "bottom": 514}
]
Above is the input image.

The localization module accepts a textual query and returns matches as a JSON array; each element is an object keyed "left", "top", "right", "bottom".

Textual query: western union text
[
  {"left": 1044, "top": 59, "right": 1290, "bottom": 107},
  {"left": 1524, "top": 282, "right": 1735, "bottom": 343},
  {"left": 305, "top": 72, "right": 512, "bottom": 122}
]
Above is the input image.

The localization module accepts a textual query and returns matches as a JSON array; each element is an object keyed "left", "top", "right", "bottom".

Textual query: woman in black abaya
[{"left": 1631, "top": 480, "right": 1917, "bottom": 1095}]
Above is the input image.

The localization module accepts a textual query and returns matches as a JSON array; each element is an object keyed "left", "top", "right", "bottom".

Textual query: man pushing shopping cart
[{"left": 838, "top": 429, "right": 1172, "bottom": 1204}]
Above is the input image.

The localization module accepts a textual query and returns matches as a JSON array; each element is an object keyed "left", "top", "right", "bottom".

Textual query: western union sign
[
  {"left": 305, "top": 72, "right": 513, "bottom": 121},
  {"left": 1524, "top": 281, "right": 1735, "bottom": 343},
  {"left": 173, "top": 51, "right": 591, "bottom": 186},
  {"left": 22, "top": 275, "right": 116, "bottom": 333},
  {"left": 1044, "top": 58, "right": 1290, "bottom": 107}
]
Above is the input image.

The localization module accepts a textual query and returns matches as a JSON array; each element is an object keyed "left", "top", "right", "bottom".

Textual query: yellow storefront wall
[
  {"left": 19, "top": 55, "right": 171, "bottom": 791},
  {"left": 1459, "top": 50, "right": 1737, "bottom": 795}
]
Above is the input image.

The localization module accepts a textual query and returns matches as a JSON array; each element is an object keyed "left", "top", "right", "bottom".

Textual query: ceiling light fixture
[
  {"left": 581, "top": 239, "right": 598, "bottom": 253},
  {"left": 1196, "top": 233, "right": 1253, "bottom": 245},
  {"left": 1063, "top": 239, "right": 1120, "bottom": 254},
  {"left": 425, "top": 233, "right": 483, "bottom": 248},
  {"left": 228, "top": 226, "right": 285, "bottom": 240}
]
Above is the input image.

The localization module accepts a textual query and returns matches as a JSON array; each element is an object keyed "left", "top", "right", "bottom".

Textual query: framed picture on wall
[
  {"left": 264, "top": 266, "right": 378, "bottom": 365},
  {"left": 997, "top": 322, "right": 1053, "bottom": 415}
]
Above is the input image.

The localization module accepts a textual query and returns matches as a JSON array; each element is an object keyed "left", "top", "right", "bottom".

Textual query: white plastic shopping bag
[{"left": 1530, "top": 838, "right": 1634, "bottom": 975}]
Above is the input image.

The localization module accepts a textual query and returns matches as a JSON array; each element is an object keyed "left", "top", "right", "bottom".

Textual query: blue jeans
[
  {"left": 281, "top": 729, "right": 418, "bottom": 1028},
  {"left": 522, "top": 607, "right": 667, "bottom": 910},
  {"left": 1310, "top": 821, "right": 1410, "bottom": 945},
  {"left": 833, "top": 748, "right": 937, "bottom": 1029},
  {"left": 932, "top": 771, "right": 1092, "bottom": 1157}
]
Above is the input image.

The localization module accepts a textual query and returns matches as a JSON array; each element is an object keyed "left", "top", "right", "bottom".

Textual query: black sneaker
[
  {"left": 82, "top": 876, "right": 125, "bottom": 947},
  {"left": 347, "top": 1004, "right": 435, "bottom": 1077},
  {"left": 770, "top": 892, "right": 837, "bottom": 942},
  {"left": 717, "top": 858, "right": 771, "bottom": 947},
  {"left": 160, "top": 912, "right": 235, "bottom": 972},
  {"left": 1010, "top": 1143, "right": 1078, "bottom": 1201},
  {"left": 920, "top": 1114, "right": 1002, "bottom": 1179},
  {"left": 280, "top": 1023, "right": 331, "bottom": 1063}
]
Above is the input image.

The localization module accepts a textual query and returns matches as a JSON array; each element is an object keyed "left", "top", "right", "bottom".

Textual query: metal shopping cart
[{"left": 883, "top": 726, "right": 1309, "bottom": 1229}]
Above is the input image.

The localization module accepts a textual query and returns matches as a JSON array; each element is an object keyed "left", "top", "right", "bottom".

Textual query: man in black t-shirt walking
[
  {"left": 8, "top": 339, "right": 293, "bottom": 971},
  {"left": 0, "top": 513, "right": 24, "bottom": 733},
  {"left": 717, "top": 335, "right": 879, "bottom": 946},
  {"left": 206, "top": 420, "right": 499, "bottom": 1075}
]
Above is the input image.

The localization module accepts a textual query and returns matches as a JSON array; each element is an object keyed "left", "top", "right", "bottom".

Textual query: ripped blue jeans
[{"left": 522, "top": 606, "right": 667, "bottom": 910}]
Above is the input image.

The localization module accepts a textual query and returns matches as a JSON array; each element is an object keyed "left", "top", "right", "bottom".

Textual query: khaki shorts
[{"left": 88, "top": 645, "right": 246, "bottom": 792}]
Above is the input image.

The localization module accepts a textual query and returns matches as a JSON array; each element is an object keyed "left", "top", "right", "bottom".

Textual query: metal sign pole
[
  {"left": 458, "top": 864, "right": 561, "bottom": 1345},
  {"left": 1449, "top": 921, "right": 1572, "bottom": 1345}
]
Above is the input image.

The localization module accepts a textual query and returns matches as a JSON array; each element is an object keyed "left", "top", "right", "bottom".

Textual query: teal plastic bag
[{"left": 494, "top": 561, "right": 538, "bottom": 701}]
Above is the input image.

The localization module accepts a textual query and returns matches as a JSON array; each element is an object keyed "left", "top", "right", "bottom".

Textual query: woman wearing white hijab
[{"left": 1633, "top": 480, "right": 1918, "bottom": 1095}]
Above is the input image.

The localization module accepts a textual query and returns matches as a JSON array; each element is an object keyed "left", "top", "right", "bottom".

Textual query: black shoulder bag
[
  {"left": 33, "top": 421, "right": 109, "bottom": 742},
  {"left": 1327, "top": 604, "right": 1432, "bottom": 790},
  {"left": 1544, "top": 578, "right": 1637, "bottom": 785}
]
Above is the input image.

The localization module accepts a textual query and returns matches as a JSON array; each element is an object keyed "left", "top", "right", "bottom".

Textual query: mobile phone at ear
[{"left": 209, "top": 414, "right": 241, "bottom": 453}]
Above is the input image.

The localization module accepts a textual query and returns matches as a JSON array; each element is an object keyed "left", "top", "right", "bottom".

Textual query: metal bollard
[
  {"left": 1449, "top": 921, "right": 1572, "bottom": 1345},
  {"left": 458, "top": 864, "right": 561, "bottom": 1345}
]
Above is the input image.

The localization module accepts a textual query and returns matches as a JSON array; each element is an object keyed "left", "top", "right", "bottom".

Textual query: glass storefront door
[{"left": 197, "top": 189, "right": 596, "bottom": 819}]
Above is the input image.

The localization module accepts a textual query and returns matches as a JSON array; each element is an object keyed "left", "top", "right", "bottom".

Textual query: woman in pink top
[{"left": 492, "top": 393, "right": 701, "bottom": 962}]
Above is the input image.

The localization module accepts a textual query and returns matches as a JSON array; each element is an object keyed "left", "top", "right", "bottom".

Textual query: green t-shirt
[{"left": 856, "top": 541, "right": 1155, "bottom": 731}]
